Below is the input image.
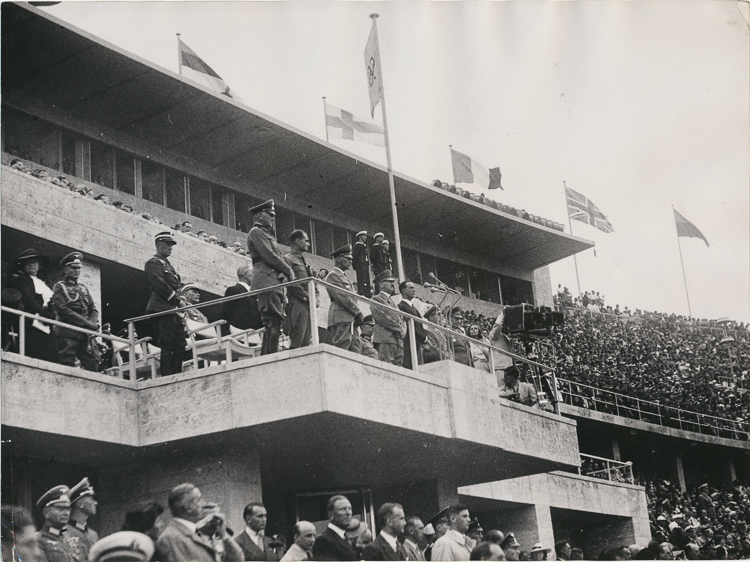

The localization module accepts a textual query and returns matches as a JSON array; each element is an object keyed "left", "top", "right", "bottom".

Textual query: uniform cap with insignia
[
  {"left": 13, "top": 248, "right": 50, "bottom": 271},
  {"left": 500, "top": 532, "right": 520, "bottom": 550},
  {"left": 362, "top": 315, "right": 375, "bottom": 326},
  {"left": 69, "top": 477, "right": 96, "bottom": 504},
  {"left": 331, "top": 245, "right": 353, "bottom": 259},
  {"left": 373, "top": 269, "right": 397, "bottom": 285},
  {"left": 154, "top": 232, "right": 177, "bottom": 245},
  {"left": 60, "top": 252, "right": 84, "bottom": 267},
  {"left": 180, "top": 282, "right": 200, "bottom": 294},
  {"left": 426, "top": 506, "right": 450, "bottom": 531},
  {"left": 89, "top": 531, "right": 155, "bottom": 562},
  {"left": 37, "top": 485, "right": 71, "bottom": 508},
  {"left": 356, "top": 230, "right": 368, "bottom": 237},
  {"left": 468, "top": 517, "right": 483, "bottom": 533},
  {"left": 248, "top": 199, "right": 276, "bottom": 216}
]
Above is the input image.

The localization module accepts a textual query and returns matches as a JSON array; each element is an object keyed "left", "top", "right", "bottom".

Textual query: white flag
[
  {"left": 325, "top": 103, "right": 385, "bottom": 147},
  {"left": 364, "top": 21, "right": 382, "bottom": 118}
]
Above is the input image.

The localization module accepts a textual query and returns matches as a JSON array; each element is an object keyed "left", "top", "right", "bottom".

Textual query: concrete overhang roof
[{"left": 2, "top": 2, "right": 594, "bottom": 270}]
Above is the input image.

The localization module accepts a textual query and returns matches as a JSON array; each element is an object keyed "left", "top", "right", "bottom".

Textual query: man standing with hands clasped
[
  {"left": 246, "top": 200, "right": 295, "bottom": 356},
  {"left": 325, "top": 246, "right": 363, "bottom": 352}
]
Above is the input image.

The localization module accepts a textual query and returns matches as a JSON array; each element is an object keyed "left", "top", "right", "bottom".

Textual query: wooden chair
[
  {"left": 184, "top": 319, "right": 260, "bottom": 370},
  {"left": 110, "top": 337, "right": 159, "bottom": 380}
]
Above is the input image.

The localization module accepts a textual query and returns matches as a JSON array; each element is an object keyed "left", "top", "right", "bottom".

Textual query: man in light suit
[
  {"left": 371, "top": 270, "right": 406, "bottom": 366},
  {"left": 402, "top": 516, "right": 426, "bottom": 561},
  {"left": 498, "top": 366, "right": 538, "bottom": 407},
  {"left": 431, "top": 504, "right": 474, "bottom": 561},
  {"left": 234, "top": 502, "right": 281, "bottom": 561},
  {"left": 363, "top": 503, "right": 406, "bottom": 561},
  {"left": 312, "top": 495, "right": 359, "bottom": 561},
  {"left": 325, "top": 246, "right": 363, "bottom": 351},
  {"left": 221, "top": 265, "right": 263, "bottom": 335},
  {"left": 154, "top": 483, "right": 243, "bottom": 562}
]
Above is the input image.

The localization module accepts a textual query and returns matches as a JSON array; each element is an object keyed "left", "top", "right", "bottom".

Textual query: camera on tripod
[{"left": 502, "top": 304, "right": 564, "bottom": 336}]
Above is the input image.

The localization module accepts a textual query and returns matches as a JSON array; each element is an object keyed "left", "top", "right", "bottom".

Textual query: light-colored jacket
[
  {"left": 430, "top": 530, "right": 474, "bottom": 561},
  {"left": 325, "top": 268, "right": 361, "bottom": 325},
  {"left": 371, "top": 292, "right": 406, "bottom": 345}
]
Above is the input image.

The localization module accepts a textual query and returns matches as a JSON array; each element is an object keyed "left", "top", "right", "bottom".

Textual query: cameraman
[{"left": 499, "top": 366, "right": 538, "bottom": 407}]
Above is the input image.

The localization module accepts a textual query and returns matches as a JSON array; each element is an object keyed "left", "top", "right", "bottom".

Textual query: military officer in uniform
[
  {"left": 352, "top": 230, "right": 372, "bottom": 298},
  {"left": 325, "top": 245, "right": 363, "bottom": 351},
  {"left": 370, "top": 233, "right": 389, "bottom": 280},
  {"left": 36, "top": 485, "right": 75, "bottom": 562},
  {"left": 358, "top": 315, "right": 379, "bottom": 359},
  {"left": 246, "top": 200, "right": 295, "bottom": 355},
  {"left": 144, "top": 232, "right": 185, "bottom": 376},
  {"left": 283, "top": 229, "right": 313, "bottom": 349},
  {"left": 65, "top": 478, "right": 99, "bottom": 562},
  {"left": 51, "top": 253, "right": 99, "bottom": 371}
]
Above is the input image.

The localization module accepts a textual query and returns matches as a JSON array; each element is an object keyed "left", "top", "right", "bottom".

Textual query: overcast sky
[{"left": 44, "top": 1, "right": 750, "bottom": 322}]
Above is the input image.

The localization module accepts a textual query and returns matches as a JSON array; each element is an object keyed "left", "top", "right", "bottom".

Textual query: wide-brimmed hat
[{"left": 13, "top": 249, "right": 49, "bottom": 272}]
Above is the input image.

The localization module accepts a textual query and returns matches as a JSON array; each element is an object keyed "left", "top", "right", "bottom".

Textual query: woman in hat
[{"left": 8, "top": 249, "right": 60, "bottom": 363}]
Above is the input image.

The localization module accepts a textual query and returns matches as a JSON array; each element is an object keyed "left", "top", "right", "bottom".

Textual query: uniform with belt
[
  {"left": 36, "top": 485, "right": 76, "bottom": 562},
  {"left": 371, "top": 270, "right": 406, "bottom": 366},
  {"left": 144, "top": 231, "right": 184, "bottom": 376},
  {"left": 283, "top": 249, "right": 313, "bottom": 349},
  {"left": 325, "top": 245, "right": 362, "bottom": 351},
  {"left": 246, "top": 200, "right": 295, "bottom": 355},
  {"left": 51, "top": 252, "right": 99, "bottom": 371},
  {"left": 352, "top": 231, "right": 372, "bottom": 298}
]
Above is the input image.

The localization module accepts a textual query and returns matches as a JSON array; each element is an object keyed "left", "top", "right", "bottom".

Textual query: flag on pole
[
  {"left": 450, "top": 148, "right": 503, "bottom": 190},
  {"left": 673, "top": 209, "right": 709, "bottom": 246},
  {"left": 178, "top": 38, "right": 242, "bottom": 101},
  {"left": 565, "top": 187, "right": 614, "bottom": 233},
  {"left": 325, "top": 103, "right": 385, "bottom": 147},
  {"left": 364, "top": 22, "right": 382, "bottom": 118}
]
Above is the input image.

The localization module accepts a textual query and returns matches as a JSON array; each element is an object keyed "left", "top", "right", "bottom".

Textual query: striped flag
[
  {"left": 674, "top": 209, "right": 708, "bottom": 246},
  {"left": 450, "top": 148, "right": 503, "bottom": 190},
  {"left": 325, "top": 103, "right": 385, "bottom": 147},
  {"left": 178, "top": 38, "right": 242, "bottom": 102},
  {"left": 565, "top": 187, "right": 614, "bottom": 233}
]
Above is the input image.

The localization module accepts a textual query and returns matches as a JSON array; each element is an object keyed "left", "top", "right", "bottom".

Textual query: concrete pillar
[
  {"left": 497, "top": 504, "right": 555, "bottom": 558},
  {"left": 611, "top": 438, "right": 621, "bottom": 462},
  {"left": 532, "top": 267, "right": 553, "bottom": 308},
  {"left": 673, "top": 456, "right": 686, "bottom": 492}
]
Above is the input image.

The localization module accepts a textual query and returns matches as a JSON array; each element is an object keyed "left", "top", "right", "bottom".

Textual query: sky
[{"left": 43, "top": 1, "right": 750, "bottom": 322}]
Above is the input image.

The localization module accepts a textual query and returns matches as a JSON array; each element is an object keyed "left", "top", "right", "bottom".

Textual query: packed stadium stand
[{"left": 1, "top": 3, "right": 748, "bottom": 561}]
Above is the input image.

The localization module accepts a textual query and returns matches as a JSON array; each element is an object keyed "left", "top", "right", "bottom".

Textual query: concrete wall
[{"left": 533, "top": 266, "right": 553, "bottom": 308}]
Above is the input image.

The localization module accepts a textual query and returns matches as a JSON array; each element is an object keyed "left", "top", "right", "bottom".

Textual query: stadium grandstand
[{"left": 1, "top": 3, "right": 748, "bottom": 561}]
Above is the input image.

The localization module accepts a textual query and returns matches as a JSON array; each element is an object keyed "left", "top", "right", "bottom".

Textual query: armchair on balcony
[
  {"left": 184, "top": 318, "right": 261, "bottom": 370},
  {"left": 110, "top": 337, "right": 159, "bottom": 380}
]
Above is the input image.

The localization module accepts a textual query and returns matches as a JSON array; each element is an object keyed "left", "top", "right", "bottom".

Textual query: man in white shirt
[
  {"left": 312, "top": 495, "right": 359, "bottom": 561},
  {"left": 234, "top": 502, "right": 280, "bottom": 561},
  {"left": 362, "top": 503, "right": 406, "bottom": 560},
  {"left": 281, "top": 521, "right": 316, "bottom": 561},
  {"left": 431, "top": 504, "right": 474, "bottom": 561}
]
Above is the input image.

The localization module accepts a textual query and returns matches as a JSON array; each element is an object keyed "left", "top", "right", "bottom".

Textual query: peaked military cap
[
  {"left": 427, "top": 506, "right": 450, "bottom": 529},
  {"left": 500, "top": 532, "right": 520, "bottom": 550},
  {"left": 362, "top": 315, "right": 375, "bottom": 326},
  {"left": 373, "top": 269, "right": 397, "bottom": 285},
  {"left": 89, "top": 531, "right": 155, "bottom": 562},
  {"left": 356, "top": 230, "right": 367, "bottom": 237},
  {"left": 154, "top": 232, "right": 177, "bottom": 245},
  {"left": 249, "top": 199, "right": 276, "bottom": 216},
  {"left": 331, "top": 245, "right": 353, "bottom": 259},
  {"left": 61, "top": 252, "right": 83, "bottom": 267},
  {"left": 468, "top": 517, "right": 483, "bottom": 533},
  {"left": 37, "top": 485, "right": 71, "bottom": 508},
  {"left": 14, "top": 248, "right": 49, "bottom": 270},
  {"left": 69, "top": 477, "right": 96, "bottom": 503}
]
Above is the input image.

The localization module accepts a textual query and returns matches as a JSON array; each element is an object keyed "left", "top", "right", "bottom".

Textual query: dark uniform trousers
[
  {"left": 283, "top": 252, "right": 313, "bottom": 349},
  {"left": 51, "top": 279, "right": 99, "bottom": 371},
  {"left": 352, "top": 241, "right": 372, "bottom": 298},
  {"left": 144, "top": 255, "right": 184, "bottom": 376}
]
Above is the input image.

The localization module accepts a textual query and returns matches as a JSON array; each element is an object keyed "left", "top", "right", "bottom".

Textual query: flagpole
[
  {"left": 369, "top": 14, "right": 405, "bottom": 281},
  {"left": 176, "top": 33, "right": 182, "bottom": 75},
  {"left": 563, "top": 181, "right": 582, "bottom": 296},
  {"left": 672, "top": 204, "right": 693, "bottom": 317},
  {"left": 322, "top": 97, "right": 330, "bottom": 142}
]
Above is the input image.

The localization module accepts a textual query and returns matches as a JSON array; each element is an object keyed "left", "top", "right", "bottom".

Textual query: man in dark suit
[
  {"left": 398, "top": 281, "right": 428, "bottom": 370},
  {"left": 144, "top": 232, "right": 185, "bottom": 376},
  {"left": 312, "top": 495, "right": 359, "bottom": 561},
  {"left": 221, "top": 265, "right": 263, "bottom": 335},
  {"left": 363, "top": 503, "right": 406, "bottom": 561},
  {"left": 234, "top": 502, "right": 281, "bottom": 561},
  {"left": 154, "top": 483, "right": 243, "bottom": 562}
]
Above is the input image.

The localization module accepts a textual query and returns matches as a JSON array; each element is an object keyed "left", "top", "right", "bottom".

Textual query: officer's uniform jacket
[
  {"left": 50, "top": 279, "right": 98, "bottom": 339},
  {"left": 371, "top": 292, "right": 405, "bottom": 346},
  {"left": 325, "top": 268, "right": 361, "bottom": 325},
  {"left": 36, "top": 524, "right": 75, "bottom": 562},
  {"left": 283, "top": 252, "right": 312, "bottom": 302},
  {"left": 144, "top": 255, "right": 181, "bottom": 313},
  {"left": 370, "top": 243, "right": 388, "bottom": 274},
  {"left": 247, "top": 224, "right": 294, "bottom": 291},
  {"left": 352, "top": 241, "right": 370, "bottom": 268},
  {"left": 64, "top": 521, "right": 99, "bottom": 562}
]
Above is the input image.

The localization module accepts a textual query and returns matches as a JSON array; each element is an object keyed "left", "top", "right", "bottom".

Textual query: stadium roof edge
[{"left": 3, "top": 2, "right": 595, "bottom": 270}]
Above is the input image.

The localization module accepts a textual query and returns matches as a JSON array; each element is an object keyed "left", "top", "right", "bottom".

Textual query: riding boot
[{"left": 266, "top": 324, "right": 281, "bottom": 354}]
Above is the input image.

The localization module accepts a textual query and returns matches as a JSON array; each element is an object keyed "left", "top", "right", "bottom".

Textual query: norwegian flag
[{"left": 565, "top": 187, "right": 614, "bottom": 233}]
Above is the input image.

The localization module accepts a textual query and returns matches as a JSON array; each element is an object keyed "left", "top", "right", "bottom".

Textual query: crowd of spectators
[
  {"left": 431, "top": 180, "right": 566, "bottom": 232},
  {"left": 637, "top": 479, "right": 750, "bottom": 560}
]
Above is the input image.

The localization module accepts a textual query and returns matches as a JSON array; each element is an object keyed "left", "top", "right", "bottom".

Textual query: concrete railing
[
  {"left": 558, "top": 378, "right": 749, "bottom": 441},
  {"left": 578, "top": 453, "right": 634, "bottom": 484}
]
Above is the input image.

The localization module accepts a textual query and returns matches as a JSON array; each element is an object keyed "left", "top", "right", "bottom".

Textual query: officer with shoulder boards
[{"left": 36, "top": 485, "right": 75, "bottom": 562}]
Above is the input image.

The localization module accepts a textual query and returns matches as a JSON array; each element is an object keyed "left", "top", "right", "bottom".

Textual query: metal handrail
[
  {"left": 578, "top": 453, "right": 634, "bottom": 484},
  {"left": 558, "top": 377, "right": 749, "bottom": 439}
]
